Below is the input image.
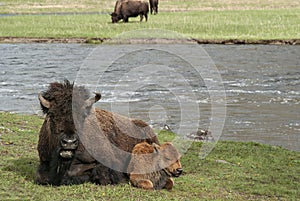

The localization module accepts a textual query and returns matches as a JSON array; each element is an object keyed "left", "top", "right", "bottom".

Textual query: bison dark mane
[{"left": 40, "top": 80, "right": 89, "bottom": 114}]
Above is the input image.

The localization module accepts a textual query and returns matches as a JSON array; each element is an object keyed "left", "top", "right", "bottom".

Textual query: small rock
[{"left": 186, "top": 129, "right": 214, "bottom": 142}]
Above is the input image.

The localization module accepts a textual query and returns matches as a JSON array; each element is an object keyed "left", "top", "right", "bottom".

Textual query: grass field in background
[
  {"left": 0, "top": 0, "right": 299, "bottom": 41},
  {"left": 0, "top": 9, "right": 299, "bottom": 41},
  {"left": 0, "top": 112, "right": 299, "bottom": 200},
  {"left": 0, "top": 0, "right": 299, "bottom": 13}
]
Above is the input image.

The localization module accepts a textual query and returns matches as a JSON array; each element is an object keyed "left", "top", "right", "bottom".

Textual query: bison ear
[
  {"left": 93, "top": 92, "right": 101, "bottom": 103},
  {"left": 38, "top": 93, "right": 50, "bottom": 109}
]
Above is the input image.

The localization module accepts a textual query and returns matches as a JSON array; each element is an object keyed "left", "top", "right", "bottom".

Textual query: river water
[{"left": 0, "top": 43, "right": 299, "bottom": 151}]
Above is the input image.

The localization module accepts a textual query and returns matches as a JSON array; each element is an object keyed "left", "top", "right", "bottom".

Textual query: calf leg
[
  {"left": 164, "top": 178, "right": 174, "bottom": 191},
  {"left": 130, "top": 174, "right": 154, "bottom": 189},
  {"left": 92, "top": 164, "right": 126, "bottom": 185},
  {"left": 133, "top": 179, "right": 154, "bottom": 190},
  {"left": 140, "top": 14, "right": 143, "bottom": 22}
]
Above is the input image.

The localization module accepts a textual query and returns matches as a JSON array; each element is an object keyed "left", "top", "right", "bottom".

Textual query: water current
[{"left": 0, "top": 43, "right": 299, "bottom": 151}]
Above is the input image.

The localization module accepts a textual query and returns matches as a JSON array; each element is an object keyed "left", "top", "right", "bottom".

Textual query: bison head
[
  {"left": 38, "top": 80, "right": 101, "bottom": 161},
  {"left": 111, "top": 12, "right": 120, "bottom": 23}
]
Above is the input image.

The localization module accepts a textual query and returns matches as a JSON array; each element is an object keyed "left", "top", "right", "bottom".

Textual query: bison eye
[{"left": 61, "top": 139, "right": 68, "bottom": 145}]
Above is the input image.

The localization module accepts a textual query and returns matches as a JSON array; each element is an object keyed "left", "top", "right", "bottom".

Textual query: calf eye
[{"left": 164, "top": 156, "right": 172, "bottom": 161}]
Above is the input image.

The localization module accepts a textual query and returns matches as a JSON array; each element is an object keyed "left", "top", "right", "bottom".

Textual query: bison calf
[
  {"left": 111, "top": 0, "right": 149, "bottom": 23},
  {"left": 128, "top": 142, "right": 182, "bottom": 190}
]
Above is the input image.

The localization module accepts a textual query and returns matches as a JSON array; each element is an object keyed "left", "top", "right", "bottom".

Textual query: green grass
[
  {"left": 1, "top": 112, "right": 299, "bottom": 200},
  {"left": 0, "top": 0, "right": 299, "bottom": 13},
  {"left": 0, "top": 0, "right": 116, "bottom": 14},
  {"left": 0, "top": 0, "right": 299, "bottom": 41},
  {"left": 0, "top": 9, "right": 299, "bottom": 40}
]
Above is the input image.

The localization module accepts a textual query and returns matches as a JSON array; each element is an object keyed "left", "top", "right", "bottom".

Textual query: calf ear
[
  {"left": 152, "top": 143, "right": 160, "bottom": 153},
  {"left": 38, "top": 93, "right": 50, "bottom": 109}
]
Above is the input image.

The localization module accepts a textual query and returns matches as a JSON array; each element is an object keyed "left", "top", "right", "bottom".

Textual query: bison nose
[
  {"left": 61, "top": 135, "right": 78, "bottom": 150},
  {"left": 176, "top": 168, "right": 183, "bottom": 175}
]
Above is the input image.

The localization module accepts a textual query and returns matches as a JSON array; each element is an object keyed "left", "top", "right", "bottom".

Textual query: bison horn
[
  {"left": 84, "top": 92, "right": 101, "bottom": 108},
  {"left": 92, "top": 92, "right": 101, "bottom": 103},
  {"left": 38, "top": 93, "right": 50, "bottom": 109}
]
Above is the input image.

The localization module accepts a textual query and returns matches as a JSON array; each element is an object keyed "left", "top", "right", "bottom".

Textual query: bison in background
[
  {"left": 111, "top": 0, "right": 149, "bottom": 23},
  {"left": 35, "top": 80, "right": 159, "bottom": 186},
  {"left": 149, "top": 0, "right": 158, "bottom": 14},
  {"left": 128, "top": 142, "right": 183, "bottom": 190}
]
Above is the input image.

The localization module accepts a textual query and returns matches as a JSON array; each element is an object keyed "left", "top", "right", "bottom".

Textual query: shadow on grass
[{"left": 4, "top": 157, "right": 38, "bottom": 182}]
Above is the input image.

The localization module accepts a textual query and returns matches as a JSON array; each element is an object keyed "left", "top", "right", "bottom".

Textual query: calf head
[{"left": 153, "top": 142, "right": 183, "bottom": 177}]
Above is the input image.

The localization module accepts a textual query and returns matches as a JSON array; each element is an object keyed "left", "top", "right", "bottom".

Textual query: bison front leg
[
  {"left": 35, "top": 162, "right": 51, "bottom": 185},
  {"left": 139, "top": 14, "right": 144, "bottom": 22},
  {"left": 123, "top": 16, "right": 129, "bottom": 23},
  {"left": 92, "top": 164, "right": 126, "bottom": 185}
]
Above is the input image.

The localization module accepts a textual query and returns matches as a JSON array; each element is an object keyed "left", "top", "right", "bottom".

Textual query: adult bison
[
  {"left": 35, "top": 80, "right": 159, "bottom": 185},
  {"left": 111, "top": 0, "right": 149, "bottom": 23},
  {"left": 149, "top": 0, "right": 158, "bottom": 15}
]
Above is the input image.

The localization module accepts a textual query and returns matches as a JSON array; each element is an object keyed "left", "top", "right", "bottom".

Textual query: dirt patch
[
  {"left": 0, "top": 37, "right": 299, "bottom": 45},
  {"left": 192, "top": 38, "right": 300, "bottom": 45},
  {"left": 0, "top": 37, "right": 91, "bottom": 43}
]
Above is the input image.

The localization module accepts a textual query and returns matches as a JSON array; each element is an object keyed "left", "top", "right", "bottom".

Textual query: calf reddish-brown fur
[
  {"left": 128, "top": 142, "right": 182, "bottom": 190},
  {"left": 35, "top": 80, "right": 159, "bottom": 185}
]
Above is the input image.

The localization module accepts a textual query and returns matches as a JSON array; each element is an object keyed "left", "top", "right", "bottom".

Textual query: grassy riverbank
[
  {"left": 0, "top": 112, "right": 299, "bottom": 200},
  {"left": 0, "top": 0, "right": 299, "bottom": 43}
]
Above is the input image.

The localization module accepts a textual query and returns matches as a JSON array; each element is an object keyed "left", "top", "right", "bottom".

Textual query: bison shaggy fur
[
  {"left": 111, "top": 0, "right": 149, "bottom": 23},
  {"left": 128, "top": 141, "right": 183, "bottom": 190}
]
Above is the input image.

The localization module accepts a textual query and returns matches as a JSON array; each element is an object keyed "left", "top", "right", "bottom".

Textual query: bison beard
[
  {"left": 35, "top": 80, "right": 159, "bottom": 186},
  {"left": 49, "top": 148, "right": 78, "bottom": 186}
]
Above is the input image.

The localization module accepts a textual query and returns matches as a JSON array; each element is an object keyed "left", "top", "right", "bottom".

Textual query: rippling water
[{"left": 0, "top": 43, "right": 299, "bottom": 151}]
